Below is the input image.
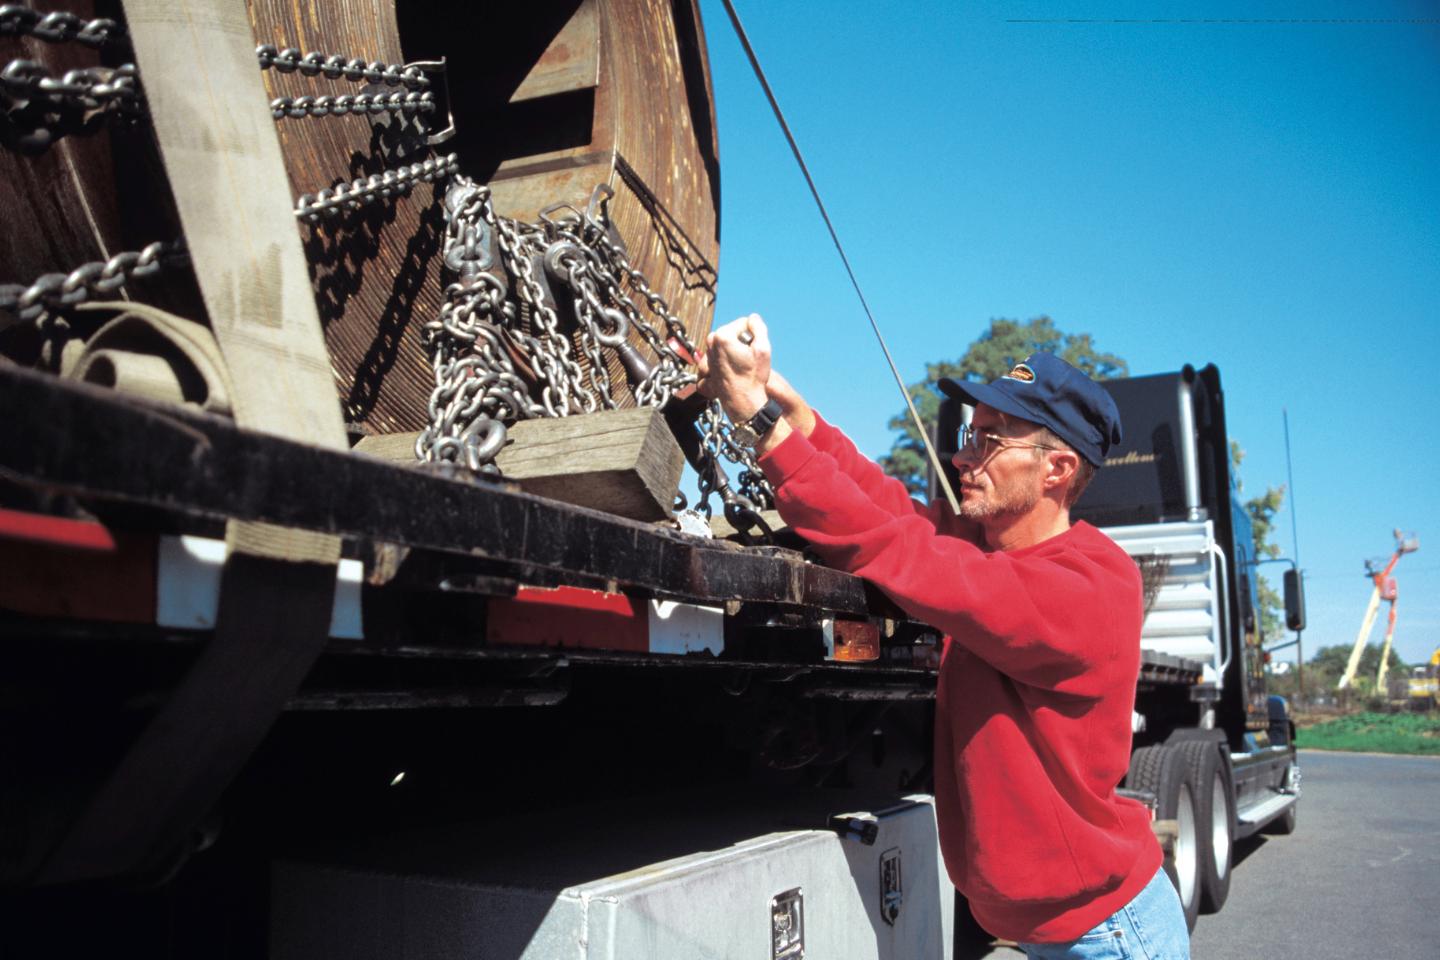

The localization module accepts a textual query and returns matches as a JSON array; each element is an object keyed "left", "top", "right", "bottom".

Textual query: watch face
[{"left": 731, "top": 422, "right": 759, "bottom": 448}]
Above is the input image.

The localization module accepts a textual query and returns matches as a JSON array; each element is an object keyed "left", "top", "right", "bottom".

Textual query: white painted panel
[
  {"left": 1141, "top": 609, "right": 1215, "bottom": 637},
  {"left": 156, "top": 535, "right": 363, "bottom": 639},
  {"left": 329, "top": 558, "right": 363, "bottom": 640},
  {"left": 1146, "top": 580, "right": 1215, "bottom": 611},
  {"left": 1100, "top": 520, "right": 1223, "bottom": 682},
  {"left": 647, "top": 600, "right": 724, "bottom": 656},
  {"left": 156, "top": 535, "right": 226, "bottom": 630}
]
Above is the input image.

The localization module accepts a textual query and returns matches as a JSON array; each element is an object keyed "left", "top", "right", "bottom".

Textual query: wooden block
[
  {"left": 354, "top": 407, "right": 684, "bottom": 522},
  {"left": 509, "top": 0, "right": 600, "bottom": 103}
]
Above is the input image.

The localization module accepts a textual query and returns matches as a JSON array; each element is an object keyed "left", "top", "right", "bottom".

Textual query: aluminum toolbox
[{"left": 272, "top": 793, "right": 953, "bottom": 959}]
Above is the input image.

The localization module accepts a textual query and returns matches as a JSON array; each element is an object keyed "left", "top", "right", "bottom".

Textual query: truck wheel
[
  {"left": 1176, "top": 740, "right": 1233, "bottom": 914},
  {"left": 1126, "top": 745, "right": 1201, "bottom": 932}
]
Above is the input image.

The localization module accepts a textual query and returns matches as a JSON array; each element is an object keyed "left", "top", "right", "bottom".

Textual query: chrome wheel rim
[
  {"left": 1175, "top": 782, "right": 1197, "bottom": 908},
  {"left": 1211, "top": 772, "right": 1231, "bottom": 880}
]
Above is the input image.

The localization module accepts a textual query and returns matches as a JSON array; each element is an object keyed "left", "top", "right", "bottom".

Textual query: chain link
[
  {"left": 490, "top": 207, "right": 594, "bottom": 417},
  {"left": 256, "top": 43, "right": 429, "bottom": 90},
  {"left": 417, "top": 178, "right": 688, "bottom": 466},
  {"left": 0, "top": 4, "right": 124, "bottom": 47},
  {"left": 693, "top": 399, "right": 775, "bottom": 537},
  {"left": 271, "top": 89, "right": 434, "bottom": 120},
  {"left": 414, "top": 174, "right": 776, "bottom": 530},
  {"left": 1, "top": 59, "right": 140, "bottom": 113},
  {"left": 0, "top": 10, "right": 771, "bottom": 532},
  {"left": 294, "top": 153, "right": 458, "bottom": 222},
  {"left": 0, "top": 240, "right": 187, "bottom": 322}
]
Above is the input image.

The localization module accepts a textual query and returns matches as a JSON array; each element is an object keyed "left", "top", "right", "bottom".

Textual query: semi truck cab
[{"left": 1076, "top": 364, "right": 1304, "bottom": 928}]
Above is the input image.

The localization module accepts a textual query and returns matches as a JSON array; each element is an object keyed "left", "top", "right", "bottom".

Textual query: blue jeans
[{"left": 1018, "top": 868, "right": 1190, "bottom": 960}]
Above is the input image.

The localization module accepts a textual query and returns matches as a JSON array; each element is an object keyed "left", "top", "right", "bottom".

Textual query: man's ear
[{"left": 1044, "top": 448, "right": 1080, "bottom": 495}]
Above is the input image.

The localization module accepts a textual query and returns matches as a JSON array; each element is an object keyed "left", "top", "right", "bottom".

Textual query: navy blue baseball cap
[{"left": 938, "top": 353, "right": 1122, "bottom": 466}]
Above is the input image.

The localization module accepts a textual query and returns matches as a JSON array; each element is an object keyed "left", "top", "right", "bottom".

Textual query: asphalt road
[{"left": 972, "top": 749, "right": 1440, "bottom": 959}]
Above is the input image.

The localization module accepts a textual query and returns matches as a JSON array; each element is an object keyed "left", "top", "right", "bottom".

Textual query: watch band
[{"left": 732, "top": 398, "right": 784, "bottom": 449}]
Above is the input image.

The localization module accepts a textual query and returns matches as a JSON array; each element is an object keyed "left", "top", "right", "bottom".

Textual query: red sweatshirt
[{"left": 758, "top": 413, "right": 1161, "bottom": 943}]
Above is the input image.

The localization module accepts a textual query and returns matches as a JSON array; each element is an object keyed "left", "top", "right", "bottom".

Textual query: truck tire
[
  {"left": 1175, "top": 739, "right": 1233, "bottom": 914},
  {"left": 1126, "top": 744, "right": 1201, "bottom": 931}
]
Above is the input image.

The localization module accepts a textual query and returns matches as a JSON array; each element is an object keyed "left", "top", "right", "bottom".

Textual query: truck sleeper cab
[{"left": 1072, "top": 364, "right": 1302, "bottom": 929}]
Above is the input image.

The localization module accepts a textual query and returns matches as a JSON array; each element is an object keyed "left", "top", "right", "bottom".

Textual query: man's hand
[{"left": 697, "top": 313, "right": 772, "bottom": 422}]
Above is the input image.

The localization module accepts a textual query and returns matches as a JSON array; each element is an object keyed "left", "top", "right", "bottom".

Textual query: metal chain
[
  {"left": 0, "top": 4, "right": 124, "bottom": 47},
  {"left": 1, "top": 59, "right": 140, "bottom": 113},
  {"left": 702, "top": 401, "right": 774, "bottom": 507},
  {"left": 0, "top": 240, "right": 187, "bottom": 322},
  {"left": 490, "top": 207, "right": 595, "bottom": 418},
  {"left": 294, "top": 153, "right": 458, "bottom": 222},
  {"left": 695, "top": 399, "right": 775, "bottom": 521},
  {"left": 414, "top": 174, "right": 776, "bottom": 528},
  {"left": 256, "top": 44, "right": 429, "bottom": 90},
  {"left": 0, "top": 12, "right": 771, "bottom": 531},
  {"left": 271, "top": 89, "right": 434, "bottom": 121},
  {"left": 537, "top": 186, "right": 699, "bottom": 410},
  {"left": 417, "top": 177, "right": 685, "bottom": 467}
]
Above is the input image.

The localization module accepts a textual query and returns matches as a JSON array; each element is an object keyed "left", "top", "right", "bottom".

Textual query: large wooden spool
[{"left": 1, "top": 0, "right": 721, "bottom": 434}]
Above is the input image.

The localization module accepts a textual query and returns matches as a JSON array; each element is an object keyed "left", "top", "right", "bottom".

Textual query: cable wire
[{"left": 719, "top": 0, "right": 960, "bottom": 513}]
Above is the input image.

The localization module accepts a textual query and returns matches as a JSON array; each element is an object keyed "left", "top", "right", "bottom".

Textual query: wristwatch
[{"left": 730, "top": 399, "right": 784, "bottom": 449}]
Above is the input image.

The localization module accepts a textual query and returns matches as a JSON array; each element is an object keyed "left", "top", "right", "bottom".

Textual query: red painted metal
[
  {"left": 486, "top": 585, "right": 649, "bottom": 653},
  {"left": 0, "top": 530, "right": 157, "bottom": 623},
  {"left": 0, "top": 507, "right": 118, "bottom": 551}
]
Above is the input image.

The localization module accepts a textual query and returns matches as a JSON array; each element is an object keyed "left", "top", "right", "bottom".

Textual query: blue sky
[{"left": 697, "top": 0, "right": 1440, "bottom": 670}]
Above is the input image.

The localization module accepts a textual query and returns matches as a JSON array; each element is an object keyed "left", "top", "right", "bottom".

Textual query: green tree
[
  {"left": 1231, "top": 443, "right": 1288, "bottom": 643},
  {"left": 1305, "top": 642, "right": 1407, "bottom": 695},
  {"left": 879, "top": 317, "right": 1128, "bottom": 493}
]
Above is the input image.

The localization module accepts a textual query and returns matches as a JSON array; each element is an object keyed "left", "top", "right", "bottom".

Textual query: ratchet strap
[
  {"left": 66, "top": 301, "right": 235, "bottom": 415},
  {"left": 37, "top": 0, "right": 349, "bottom": 883}
]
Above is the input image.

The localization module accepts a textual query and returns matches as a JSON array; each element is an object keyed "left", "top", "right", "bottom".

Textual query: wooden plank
[
  {"left": 510, "top": 0, "right": 601, "bottom": 102},
  {"left": 499, "top": 406, "right": 683, "bottom": 521},
  {"left": 355, "top": 406, "right": 682, "bottom": 522}
]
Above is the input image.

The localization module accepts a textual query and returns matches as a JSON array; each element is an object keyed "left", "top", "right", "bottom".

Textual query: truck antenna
[{"left": 1283, "top": 407, "right": 1303, "bottom": 699}]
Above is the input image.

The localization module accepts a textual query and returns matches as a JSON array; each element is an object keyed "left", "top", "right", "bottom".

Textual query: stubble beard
[{"left": 957, "top": 475, "right": 1042, "bottom": 521}]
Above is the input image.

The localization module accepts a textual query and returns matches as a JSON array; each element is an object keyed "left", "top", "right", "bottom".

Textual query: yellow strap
[
  {"left": 36, "top": 0, "right": 349, "bottom": 884},
  {"left": 122, "top": 0, "right": 348, "bottom": 564}
]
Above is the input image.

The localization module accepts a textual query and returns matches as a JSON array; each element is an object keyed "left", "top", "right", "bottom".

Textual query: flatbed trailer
[
  {"left": 1, "top": 361, "right": 1205, "bottom": 957},
  {"left": 3, "top": 1, "right": 1298, "bottom": 954}
]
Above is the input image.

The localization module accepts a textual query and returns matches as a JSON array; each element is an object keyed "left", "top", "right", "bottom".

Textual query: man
[{"left": 698, "top": 314, "right": 1189, "bottom": 959}]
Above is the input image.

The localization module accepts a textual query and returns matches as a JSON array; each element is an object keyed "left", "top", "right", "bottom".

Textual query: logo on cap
[{"left": 1003, "top": 363, "right": 1036, "bottom": 383}]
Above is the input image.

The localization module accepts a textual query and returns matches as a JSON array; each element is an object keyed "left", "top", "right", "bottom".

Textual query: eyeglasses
[{"left": 955, "top": 425, "right": 1057, "bottom": 462}]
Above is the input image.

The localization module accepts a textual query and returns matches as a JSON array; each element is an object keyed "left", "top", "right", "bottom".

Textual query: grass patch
[{"left": 1297, "top": 711, "right": 1440, "bottom": 756}]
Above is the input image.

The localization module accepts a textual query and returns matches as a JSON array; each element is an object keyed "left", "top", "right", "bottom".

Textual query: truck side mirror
[{"left": 1283, "top": 568, "right": 1306, "bottom": 632}]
